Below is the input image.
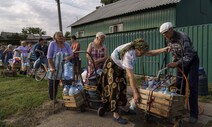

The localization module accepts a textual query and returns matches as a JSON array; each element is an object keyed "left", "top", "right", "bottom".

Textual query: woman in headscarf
[{"left": 101, "top": 38, "right": 169, "bottom": 124}]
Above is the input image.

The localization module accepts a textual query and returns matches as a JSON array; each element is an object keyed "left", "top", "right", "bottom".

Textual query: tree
[
  {"left": 101, "top": 0, "right": 120, "bottom": 5},
  {"left": 21, "top": 27, "right": 45, "bottom": 35},
  {"left": 64, "top": 31, "right": 71, "bottom": 38}
]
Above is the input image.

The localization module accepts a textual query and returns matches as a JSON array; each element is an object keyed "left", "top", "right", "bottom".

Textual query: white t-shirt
[{"left": 111, "top": 42, "right": 136, "bottom": 69}]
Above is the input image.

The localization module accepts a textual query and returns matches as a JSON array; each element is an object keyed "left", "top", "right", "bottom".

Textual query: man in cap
[{"left": 159, "top": 22, "right": 199, "bottom": 123}]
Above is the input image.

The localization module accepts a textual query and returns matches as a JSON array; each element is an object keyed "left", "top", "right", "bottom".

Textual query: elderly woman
[
  {"left": 16, "top": 41, "right": 30, "bottom": 74},
  {"left": 3, "top": 44, "right": 13, "bottom": 68},
  {"left": 86, "top": 32, "right": 108, "bottom": 81},
  {"left": 47, "top": 32, "right": 74, "bottom": 102},
  {"left": 101, "top": 38, "right": 169, "bottom": 124}
]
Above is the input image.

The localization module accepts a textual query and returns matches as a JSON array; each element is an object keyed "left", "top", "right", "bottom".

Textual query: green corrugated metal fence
[{"left": 77, "top": 24, "right": 212, "bottom": 83}]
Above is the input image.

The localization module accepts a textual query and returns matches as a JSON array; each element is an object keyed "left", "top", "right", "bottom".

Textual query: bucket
[
  {"left": 198, "top": 67, "right": 208, "bottom": 96},
  {"left": 88, "top": 75, "right": 100, "bottom": 86}
]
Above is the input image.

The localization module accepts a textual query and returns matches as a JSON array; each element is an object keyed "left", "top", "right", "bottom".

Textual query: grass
[{"left": 0, "top": 74, "right": 62, "bottom": 126}]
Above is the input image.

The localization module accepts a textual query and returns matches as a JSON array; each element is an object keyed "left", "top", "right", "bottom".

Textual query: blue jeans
[{"left": 176, "top": 55, "right": 199, "bottom": 119}]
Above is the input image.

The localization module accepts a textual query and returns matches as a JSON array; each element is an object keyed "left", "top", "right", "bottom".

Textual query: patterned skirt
[{"left": 101, "top": 57, "right": 127, "bottom": 112}]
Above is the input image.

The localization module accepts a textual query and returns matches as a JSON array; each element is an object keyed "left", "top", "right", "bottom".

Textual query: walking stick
[{"left": 53, "top": 73, "right": 56, "bottom": 114}]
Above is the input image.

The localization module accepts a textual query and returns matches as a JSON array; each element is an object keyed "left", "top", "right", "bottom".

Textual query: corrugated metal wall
[
  {"left": 77, "top": 24, "right": 212, "bottom": 83},
  {"left": 176, "top": 0, "right": 212, "bottom": 27}
]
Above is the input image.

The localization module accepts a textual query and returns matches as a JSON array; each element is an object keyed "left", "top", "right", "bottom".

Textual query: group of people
[
  {"left": 0, "top": 41, "right": 30, "bottom": 73},
  {"left": 46, "top": 22, "right": 199, "bottom": 125}
]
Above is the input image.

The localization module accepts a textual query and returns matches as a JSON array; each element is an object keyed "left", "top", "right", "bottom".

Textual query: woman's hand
[
  {"left": 133, "top": 90, "right": 139, "bottom": 103},
  {"left": 50, "top": 68, "right": 55, "bottom": 74}
]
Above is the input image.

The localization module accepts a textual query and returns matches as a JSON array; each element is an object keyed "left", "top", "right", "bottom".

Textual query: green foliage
[
  {"left": 64, "top": 31, "right": 71, "bottom": 38},
  {"left": 6, "top": 33, "right": 27, "bottom": 40},
  {"left": 21, "top": 27, "right": 44, "bottom": 35},
  {"left": 0, "top": 75, "right": 48, "bottom": 120}
]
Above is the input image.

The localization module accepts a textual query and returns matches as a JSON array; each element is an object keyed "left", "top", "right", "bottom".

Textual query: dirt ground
[{"left": 4, "top": 87, "right": 212, "bottom": 127}]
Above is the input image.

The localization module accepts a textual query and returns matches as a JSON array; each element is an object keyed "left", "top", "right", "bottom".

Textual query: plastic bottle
[
  {"left": 69, "top": 85, "right": 75, "bottom": 96},
  {"left": 129, "top": 99, "right": 136, "bottom": 110},
  {"left": 63, "top": 85, "right": 69, "bottom": 96},
  {"left": 146, "top": 77, "right": 153, "bottom": 90},
  {"left": 76, "top": 80, "right": 83, "bottom": 91},
  {"left": 158, "top": 87, "right": 165, "bottom": 94},
  {"left": 141, "top": 81, "right": 148, "bottom": 89},
  {"left": 163, "top": 87, "right": 170, "bottom": 95},
  {"left": 170, "top": 89, "right": 177, "bottom": 96},
  {"left": 64, "top": 62, "right": 74, "bottom": 80}
]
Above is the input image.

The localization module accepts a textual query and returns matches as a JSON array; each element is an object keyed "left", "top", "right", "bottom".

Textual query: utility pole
[{"left": 55, "top": 0, "right": 63, "bottom": 33}]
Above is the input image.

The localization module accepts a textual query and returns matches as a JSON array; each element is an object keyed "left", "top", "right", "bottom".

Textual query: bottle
[
  {"left": 64, "top": 62, "right": 74, "bottom": 80},
  {"left": 141, "top": 81, "right": 148, "bottom": 89},
  {"left": 129, "top": 99, "right": 136, "bottom": 110},
  {"left": 69, "top": 85, "right": 74, "bottom": 96},
  {"left": 158, "top": 87, "right": 165, "bottom": 94},
  {"left": 76, "top": 80, "right": 83, "bottom": 91},
  {"left": 163, "top": 87, "right": 170, "bottom": 95},
  {"left": 170, "top": 89, "right": 177, "bottom": 96},
  {"left": 63, "top": 85, "right": 69, "bottom": 96},
  {"left": 147, "top": 77, "right": 153, "bottom": 90}
]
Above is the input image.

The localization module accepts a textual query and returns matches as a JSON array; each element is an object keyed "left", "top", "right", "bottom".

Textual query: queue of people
[{"left": 0, "top": 21, "right": 199, "bottom": 125}]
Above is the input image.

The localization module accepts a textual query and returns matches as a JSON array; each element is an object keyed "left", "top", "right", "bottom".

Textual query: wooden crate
[
  {"left": 137, "top": 89, "right": 185, "bottom": 118},
  {"left": 63, "top": 92, "right": 85, "bottom": 108}
]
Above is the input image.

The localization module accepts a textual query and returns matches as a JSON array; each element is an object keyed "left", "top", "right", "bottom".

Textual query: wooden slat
[
  {"left": 139, "top": 96, "right": 170, "bottom": 106},
  {"left": 139, "top": 89, "right": 172, "bottom": 100},
  {"left": 138, "top": 88, "right": 185, "bottom": 118},
  {"left": 63, "top": 92, "right": 84, "bottom": 108},
  {"left": 149, "top": 107, "right": 169, "bottom": 117}
]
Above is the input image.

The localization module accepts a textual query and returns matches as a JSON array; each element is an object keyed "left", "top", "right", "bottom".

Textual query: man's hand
[
  {"left": 165, "top": 46, "right": 171, "bottom": 53},
  {"left": 166, "top": 62, "right": 178, "bottom": 68}
]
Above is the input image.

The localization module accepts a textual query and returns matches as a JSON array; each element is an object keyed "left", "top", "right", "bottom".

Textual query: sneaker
[
  {"left": 113, "top": 117, "right": 128, "bottom": 124},
  {"left": 189, "top": 117, "right": 197, "bottom": 123}
]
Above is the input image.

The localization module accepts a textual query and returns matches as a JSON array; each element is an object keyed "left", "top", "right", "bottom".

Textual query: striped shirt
[{"left": 47, "top": 41, "right": 73, "bottom": 80}]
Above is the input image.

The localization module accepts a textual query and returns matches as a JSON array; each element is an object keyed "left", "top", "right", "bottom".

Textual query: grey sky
[{"left": 0, "top": 0, "right": 101, "bottom": 36}]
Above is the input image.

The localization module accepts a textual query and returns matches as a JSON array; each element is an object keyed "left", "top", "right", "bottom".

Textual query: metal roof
[{"left": 70, "top": 0, "right": 181, "bottom": 27}]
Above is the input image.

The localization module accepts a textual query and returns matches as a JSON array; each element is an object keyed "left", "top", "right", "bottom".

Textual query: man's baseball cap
[{"left": 159, "top": 22, "right": 173, "bottom": 33}]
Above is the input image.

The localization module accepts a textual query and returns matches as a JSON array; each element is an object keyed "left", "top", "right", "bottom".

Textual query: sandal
[{"left": 113, "top": 116, "right": 128, "bottom": 124}]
